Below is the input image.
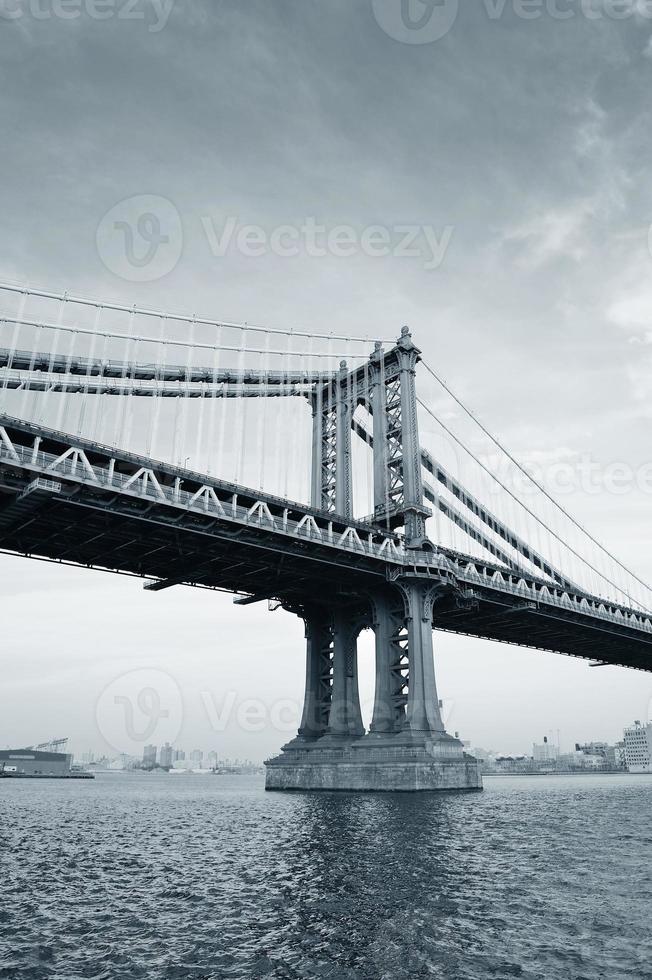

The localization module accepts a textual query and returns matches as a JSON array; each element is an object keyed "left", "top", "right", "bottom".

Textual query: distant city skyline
[{"left": 6, "top": 715, "right": 649, "bottom": 770}]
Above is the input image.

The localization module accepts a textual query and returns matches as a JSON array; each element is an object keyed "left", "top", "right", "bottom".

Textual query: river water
[{"left": 1, "top": 772, "right": 651, "bottom": 979}]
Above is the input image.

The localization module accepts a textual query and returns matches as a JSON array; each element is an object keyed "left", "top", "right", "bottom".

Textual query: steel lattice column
[
  {"left": 311, "top": 361, "right": 352, "bottom": 518},
  {"left": 368, "top": 580, "right": 446, "bottom": 738},
  {"left": 367, "top": 328, "right": 430, "bottom": 542},
  {"left": 323, "top": 607, "right": 365, "bottom": 739},
  {"left": 369, "top": 590, "right": 409, "bottom": 733},
  {"left": 400, "top": 579, "right": 446, "bottom": 734},
  {"left": 395, "top": 327, "right": 430, "bottom": 543},
  {"left": 296, "top": 610, "right": 334, "bottom": 740}
]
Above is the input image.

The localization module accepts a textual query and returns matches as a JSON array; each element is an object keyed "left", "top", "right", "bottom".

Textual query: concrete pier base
[
  {"left": 270, "top": 572, "right": 484, "bottom": 793},
  {"left": 265, "top": 734, "right": 482, "bottom": 792}
]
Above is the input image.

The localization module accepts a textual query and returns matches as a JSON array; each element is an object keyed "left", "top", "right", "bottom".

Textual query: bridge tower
[{"left": 266, "top": 328, "right": 481, "bottom": 791}]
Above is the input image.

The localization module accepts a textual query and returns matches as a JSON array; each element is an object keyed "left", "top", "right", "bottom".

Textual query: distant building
[
  {"left": 623, "top": 721, "right": 652, "bottom": 773},
  {"left": 572, "top": 752, "right": 604, "bottom": 769},
  {"left": 143, "top": 744, "right": 157, "bottom": 766},
  {"left": 190, "top": 749, "right": 204, "bottom": 766},
  {"left": 108, "top": 754, "right": 138, "bottom": 771},
  {"left": 575, "top": 741, "right": 608, "bottom": 759},
  {"left": 173, "top": 749, "right": 185, "bottom": 762},
  {"left": 494, "top": 755, "right": 531, "bottom": 773},
  {"left": 574, "top": 742, "right": 611, "bottom": 769},
  {"left": 614, "top": 741, "right": 627, "bottom": 769},
  {"left": 0, "top": 748, "right": 73, "bottom": 777},
  {"left": 159, "top": 742, "right": 173, "bottom": 768},
  {"left": 533, "top": 736, "right": 559, "bottom": 763},
  {"left": 603, "top": 746, "right": 618, "bottom": 768}
]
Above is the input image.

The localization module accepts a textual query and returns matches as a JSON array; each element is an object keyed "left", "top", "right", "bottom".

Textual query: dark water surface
[{"left": 1, "top": 772, "right": 651, "bottom": 980}]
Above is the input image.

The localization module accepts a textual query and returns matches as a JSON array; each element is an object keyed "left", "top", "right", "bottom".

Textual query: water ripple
[{"left": 1, "top": 774, "right": 651, "bottom": 979}]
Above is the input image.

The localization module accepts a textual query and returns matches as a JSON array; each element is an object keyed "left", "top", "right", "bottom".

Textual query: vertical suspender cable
[
  {"left": 78, "top": 305, "right": 102, "bottom": 440},
  {"left": 282, "top": 334, "right": 292, "bottom": 501},
  {"left": 148, "top": 314, "right": 167, "bottom": 462},
  {"left": 257, "top": 330, "right": 270, "bottom": 491},
  {"left": 235, "top": 325, "right": 248, "bottom": 485},
  {"left": 2, "top": 291, "right": 26, "bottom": 401},
  {"left": 194, "top": 328, "right": 209, "bottom": 475},
  {"left": 46, "top": 291, "right": 66, "bottom": 433},
  {"left": 216, "top": 327, "right": 230, "bottom": 483},
  {"left": 91, "top": 309, "right": 110, "bottom": 447},
  {"left": 272, "top": 338, "right": 286, "bottom": 500},
  {"left": 116, "top": 307, "right": 134, "bottom": 453},
  {"left": 205, "top": 324, "right": 222, "bottom": 479},
  {"left": 181, "top": 314, "right": 197, "bottom": 469}
]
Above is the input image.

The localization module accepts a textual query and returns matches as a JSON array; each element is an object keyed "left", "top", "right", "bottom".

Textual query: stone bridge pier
[{"left": 265, "top": 578, "right": 482, "bottom": 792}]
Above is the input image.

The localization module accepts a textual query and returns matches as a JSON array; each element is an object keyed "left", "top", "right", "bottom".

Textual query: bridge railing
[
  {"left": 446, "top": 556, "right": 652, "bottom": 635},
  {"left": 2, "top": 425, "right": 651, "bottom": 634},
  {"left": 0, "top": 431, "right": 409, "bottom": 566}
]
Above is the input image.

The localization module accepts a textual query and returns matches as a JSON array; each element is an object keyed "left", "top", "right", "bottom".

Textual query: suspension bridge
[{"left": 1, "top": 282, "right": 650, "bottom": 790}]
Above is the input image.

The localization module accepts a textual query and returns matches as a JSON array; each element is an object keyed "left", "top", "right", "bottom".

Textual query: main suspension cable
[
  {"left": 0, "top": 313, "right": 371, "bottom": 361},
  {"left": 0, "top": 281, "right": 387, "bottom": 345},
  {"left": 416, "top": 394, "right": 650, "bottom": 613},
  {"left": 420, "top": 358, "right": 652, "bottom": 599}
]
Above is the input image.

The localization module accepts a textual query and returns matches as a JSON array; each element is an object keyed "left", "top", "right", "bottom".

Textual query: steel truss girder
[
  {"left": 0, "top": 372, "right": 312, "bottom": 398},
  {"left": 0, "top": 348, "right": 335, "bottom": 385},
  {"left": 1, "top": 398, "right": 652, "bottom": 673},
  {"left": 420, "top": 447, "right": 580, "bottom": 592}
]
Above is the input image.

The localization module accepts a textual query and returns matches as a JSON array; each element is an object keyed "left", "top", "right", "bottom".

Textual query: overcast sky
[{"left": 2, "top": 0, "right": 652, "bottom": 761}]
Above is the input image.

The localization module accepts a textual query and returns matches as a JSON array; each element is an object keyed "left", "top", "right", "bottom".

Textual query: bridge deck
[{"left": 0, "top": 415, "right": 651, "bottom": 672}]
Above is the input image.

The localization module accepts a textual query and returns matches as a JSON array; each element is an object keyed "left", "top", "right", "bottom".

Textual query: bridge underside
[
  {"left": 0, "top": 487, "right": 385, "bottom": 606},
  {"left": 431, "top": 589, "right": 652, "bottom": 671},
  {"left": 1, "top": 492, "right": 649, "bottom": 671},
  {"left": 0, "top": 418, "right": 650, "bottom": 672}
]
